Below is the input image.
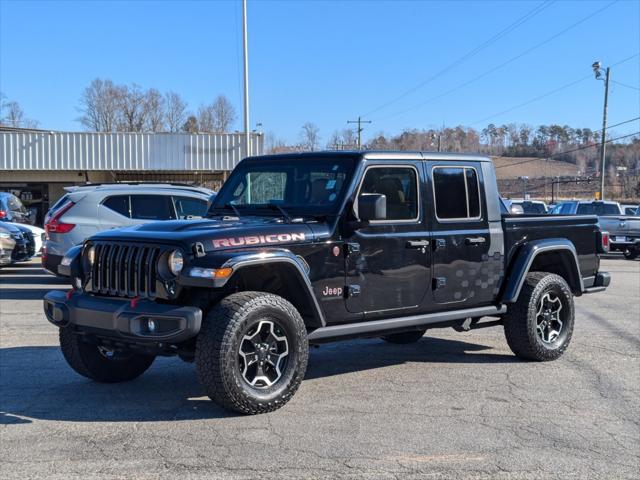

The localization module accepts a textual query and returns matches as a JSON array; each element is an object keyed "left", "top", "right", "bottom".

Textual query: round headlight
[
  {"left": 87, "top": 246, "right": 96, "bottom": 265},
  {"left": 168, "top": 250, "right": 184, "bottom": 275}
]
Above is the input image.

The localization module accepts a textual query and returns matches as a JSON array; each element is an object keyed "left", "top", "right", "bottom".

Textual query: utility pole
[
  {"left": 242, "top": 0, "right": 251, "bottom": 157},
  {"left": 347, "top": 116, "right": 372, "bottom": 150},
  {"left": 592, "top": 61, "right": 610, "bottom": 200}
]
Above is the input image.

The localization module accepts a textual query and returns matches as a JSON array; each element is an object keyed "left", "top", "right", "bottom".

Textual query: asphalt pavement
[{"left": 1, "top": 257, "right": 638, "bottom": 479}]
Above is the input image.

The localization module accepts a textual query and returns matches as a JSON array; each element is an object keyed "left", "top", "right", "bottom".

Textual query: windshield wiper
[
  {"left": 261, "top": 204, "right": 292, "bottom": 223},
  {"left": 210, "top": 203, "right": 241, "bottom": 218}
]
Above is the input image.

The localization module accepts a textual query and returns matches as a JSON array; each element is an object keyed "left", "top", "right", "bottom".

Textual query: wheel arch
[
  {"left": 501, "top": 239, "right": 583, "bottom": 303},
  {"left": 220, "top": 253, "right": 326, "bottom": 328}
]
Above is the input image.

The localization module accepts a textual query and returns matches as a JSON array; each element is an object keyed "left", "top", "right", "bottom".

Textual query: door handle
[
  {"left": 465, "top": 237, "right": 486, "bottom": 245},
  {"left": 406, "top": 240, "right": 430, "bottom": 248}
]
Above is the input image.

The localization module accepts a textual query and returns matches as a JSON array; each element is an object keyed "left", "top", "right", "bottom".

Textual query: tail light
[
  {"left": 45, "top": 202, "right": 75, "bottom": 235},
  {"left": 598, "top": 231, "right": 610, "bottom": 253},
  {"left": 0, "top": 210, "right": 6, "bottom": 219}
]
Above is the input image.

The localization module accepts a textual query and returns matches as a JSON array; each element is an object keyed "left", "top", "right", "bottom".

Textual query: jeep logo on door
[{"left": 212, "top": 232, "right": 306, "bottom": 249}]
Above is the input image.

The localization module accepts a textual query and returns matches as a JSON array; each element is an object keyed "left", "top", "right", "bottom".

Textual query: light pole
[
  {"left": 242, "top": 0, "right": 251, "bottom": 157},
  {"left": 592, "top": 61, "right": 610, "bottom": 200}
]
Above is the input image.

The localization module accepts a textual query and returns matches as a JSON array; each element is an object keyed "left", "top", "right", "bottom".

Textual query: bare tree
[
  {"left": 144, "top": 88, "right": 165, "bottom": 132},
  {"left": 182, "top": 115, "right": 199, "bottom": 133},
  {"left": 164, "top": 91, "right": 188, "bottom": 132},
  {"left": 2, "top": 101, "right": 25, "bottom": 127},
  {"left": 211, "top": 95, "right": 236, "bottom": 132},
  {"left": 196, "top": 104, "right": 215, "bottom": 132},
  {"left": 300, "top": 122, "right": 320, "bottom": 151},
  {"left": 116, "top": 84, "right": 147, "bottom": 132},
  {"left": 77, "top": 78, "right": 120, "bottom": 131}
]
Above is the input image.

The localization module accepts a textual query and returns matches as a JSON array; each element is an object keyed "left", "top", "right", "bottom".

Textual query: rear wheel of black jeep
[
  {"left": 59, "top": 326, "right": 155, "bottom": 382},
  {"left": 381, "top": 329, "right": 427, "bottom": 344},
  {"left": 503, "top": 272, "right": 574, "bottom": 361},
  {"left": 195, "top": 291, "right": 309, "bottom": 415}
]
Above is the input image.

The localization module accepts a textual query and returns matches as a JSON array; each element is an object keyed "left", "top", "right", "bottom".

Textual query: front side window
[
  {"left": 211, "top": 157, "right": 355, "bottom": 216},
  {"left": 359, "top": 167, "right": 419, "bottom": 221},
  {"left": 173, "top": 196, "right": 207, "bottom": 219},
  {"left": 130, "top": 195, "right": 175, "bottom": 220},
  {"left": 433, "top": 166, "right": 481, "bottom": 220}
]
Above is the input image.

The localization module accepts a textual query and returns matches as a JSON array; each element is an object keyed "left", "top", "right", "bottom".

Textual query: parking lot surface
[{"left": 1, "top": 257, "right": 639, "bottom": 479}]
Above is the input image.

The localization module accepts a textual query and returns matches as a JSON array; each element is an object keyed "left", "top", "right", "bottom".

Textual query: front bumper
[{"left": 43, "top": 290, "right": 202, "bottom": 344}]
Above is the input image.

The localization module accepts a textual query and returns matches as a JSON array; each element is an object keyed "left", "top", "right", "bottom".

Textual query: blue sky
[{"left": 1, "top": 0, "right": 638, "bottom": 144}]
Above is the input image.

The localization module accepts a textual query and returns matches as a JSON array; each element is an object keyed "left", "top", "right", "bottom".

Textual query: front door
[
  {"left": 427, "top": 163, "right": 496, "bottom": 306},
  {"left": 345, "top": 163, "right": 431, "bottom": 315}
]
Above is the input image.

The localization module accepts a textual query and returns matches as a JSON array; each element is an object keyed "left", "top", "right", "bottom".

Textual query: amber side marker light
[{"left": 189, "top": 267, "right": 233, "bottom": 279}]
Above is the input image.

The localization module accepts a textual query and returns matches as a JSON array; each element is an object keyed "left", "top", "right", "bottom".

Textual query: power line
[
  {"left": 363, "top": 0, "right": 555, "bottom": 117},
  {"left": 469, "top": 52, "right": 639, "bottom": 126},
  {"left": 373, "top": 0, "right": 618, "bottom": 123},
  {"left": 495, "top": 131, "right": 640, "bottom": 170},
  {"left": 611, "top": 80, "right": 640, "bottom": 91}
]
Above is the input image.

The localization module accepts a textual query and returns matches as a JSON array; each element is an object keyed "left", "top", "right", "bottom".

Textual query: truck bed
[{"left": 502, "top": 214, "right": 600, "bottom": 281}]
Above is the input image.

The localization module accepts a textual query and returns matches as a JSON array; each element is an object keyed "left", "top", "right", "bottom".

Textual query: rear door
[{"left": 427, "top": 162, "right": 497, "bottom": 306}]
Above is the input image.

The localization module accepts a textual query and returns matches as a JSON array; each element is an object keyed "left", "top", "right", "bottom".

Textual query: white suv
[{"left": 43, "top": 183, "right": 215, "bottom": 275}]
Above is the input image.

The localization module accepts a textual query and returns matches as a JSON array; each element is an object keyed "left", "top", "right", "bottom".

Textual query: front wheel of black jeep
[
  {"left": 503, "top": 272, "right": 574, "bottom": 361},
  {"left": 195, "top": 291, "right": 309, "bottom": 414},
  {"left": 381, "top": 329, "right": 427, "bottom": 344},
  {"left": 59, "top": 327, "right": 155, "bottom": 382},
  {"left": 623, "top": 248, "right": 639, "bottom": 260}
]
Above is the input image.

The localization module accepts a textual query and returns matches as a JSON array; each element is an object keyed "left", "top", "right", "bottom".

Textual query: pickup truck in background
[
  {"left": 44, "top": 151, "right": 611, "bottom": 414},
  {"left": 599, "top": 209, "right": 640, "bottom": 259}
]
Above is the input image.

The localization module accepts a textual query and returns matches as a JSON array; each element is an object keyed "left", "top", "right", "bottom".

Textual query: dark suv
[{"left": 44, "top": 152, "right": 610, "bottom": 414}]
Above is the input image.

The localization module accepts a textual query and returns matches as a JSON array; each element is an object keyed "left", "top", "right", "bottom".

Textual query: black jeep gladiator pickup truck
[{"left": 44, "top": 151, "right": 611, "bottom": 414}]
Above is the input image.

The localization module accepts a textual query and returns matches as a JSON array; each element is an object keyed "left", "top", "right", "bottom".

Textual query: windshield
[
  {"left": 210, "top": 157, "right": 356, "bottom": 217},
  {"left": 576, "top": 203, "right": 621, "bottom": 215}
]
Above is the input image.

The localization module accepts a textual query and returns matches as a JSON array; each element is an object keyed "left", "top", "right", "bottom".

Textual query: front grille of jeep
[{"left": 87, "top": 242, "right": 163, "bottom": 299}]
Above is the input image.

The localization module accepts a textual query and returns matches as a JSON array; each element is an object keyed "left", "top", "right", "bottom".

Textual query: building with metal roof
[{"left": 0, "top": 128, "right": 263, "bottom": 224}]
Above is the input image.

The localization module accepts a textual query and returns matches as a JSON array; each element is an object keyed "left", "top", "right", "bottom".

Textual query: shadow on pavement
[{"left": 0, "top": 336, "right": 515, "bottom": 424}]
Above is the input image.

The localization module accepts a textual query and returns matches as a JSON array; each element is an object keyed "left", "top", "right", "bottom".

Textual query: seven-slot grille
[{"left": 87, "top": 243, "right": 163, "bottom": 299}]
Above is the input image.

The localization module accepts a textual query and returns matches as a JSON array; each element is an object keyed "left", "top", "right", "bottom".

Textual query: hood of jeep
[{"left": 90, "top": 217, "right": 317, "bottom": 252}]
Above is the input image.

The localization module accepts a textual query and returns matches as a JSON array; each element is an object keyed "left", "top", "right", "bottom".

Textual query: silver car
[{"left": 43, "top": 183, "right": 215, "bottom": 275}]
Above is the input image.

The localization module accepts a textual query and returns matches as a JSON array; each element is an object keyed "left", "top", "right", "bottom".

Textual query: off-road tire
[
  {"left": 623, "top": 248, "right": 638, "bottom": 260},
  {"left": 503, "top": 272, "right": 574, "bottom": 361},
  {"left": 195, "top": 291, "right": 309, "bottom": 415},
  {"left": 381, "top": 329, "right": 427, "bottom": 344},
  {"left": 59, "top": 326, "right": 155, "bottom": 382}
]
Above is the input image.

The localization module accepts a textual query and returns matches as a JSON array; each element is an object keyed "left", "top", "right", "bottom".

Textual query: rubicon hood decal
[{"left": 213, "top": 232, "right": 306, "bottom": 248}]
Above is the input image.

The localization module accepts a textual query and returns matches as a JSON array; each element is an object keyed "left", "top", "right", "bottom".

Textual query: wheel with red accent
[{"left": 195, "top": 291, "right": 308, "bottom": 414}]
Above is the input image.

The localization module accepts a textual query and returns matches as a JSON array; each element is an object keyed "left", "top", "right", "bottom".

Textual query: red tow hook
[
  {"left": 65, "top": 289, "right": 74, "bottom": 300},
  {"left": 130, "top": 296, "right": 140, "bottom": 309}
]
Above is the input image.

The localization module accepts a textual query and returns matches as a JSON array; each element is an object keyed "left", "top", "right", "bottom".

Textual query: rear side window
[
  {"left": 103, "top": 195, "right": 131, "bottom": 217},
  {"left": 173, "top": 196, "right": 207, "bottom": 219},
  {"left": 433, "top": 167, "right": 481, "bottom": 220},
  {"left": 130, "top": 195, "right": 175, "bottom": 220}
]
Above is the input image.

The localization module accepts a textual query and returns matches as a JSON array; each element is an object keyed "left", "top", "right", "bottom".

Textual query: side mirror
[{"left": 358, "top": 193, "right": 386, "bottom": 221}]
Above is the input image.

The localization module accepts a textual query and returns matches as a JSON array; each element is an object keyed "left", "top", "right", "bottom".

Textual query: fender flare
[
  {"left": 218, "top": 251, "right": 326, "bottom": 328},
  {"left": 500, "top": 238, "right": 584, "bottom": 303}
]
